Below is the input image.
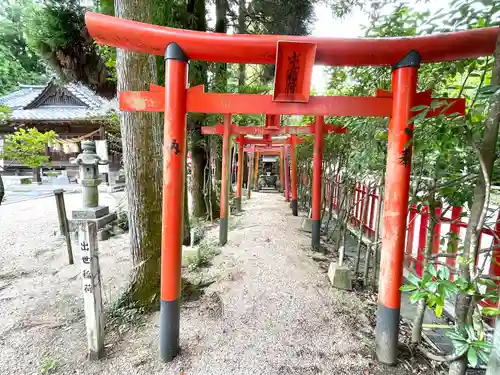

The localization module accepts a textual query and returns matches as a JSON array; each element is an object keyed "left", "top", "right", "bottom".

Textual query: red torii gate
[
  {"left": 202, "top": 117, "right": 344, "bottom": 216},
  {"left": 85, "top": 11, "right": 497, "bottom": 365}
]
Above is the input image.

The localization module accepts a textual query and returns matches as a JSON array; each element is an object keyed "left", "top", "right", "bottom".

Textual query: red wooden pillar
[
  {"left": 235, "top": 135, "right": 244, "bottom": 212},
  {"left": 369, "top": 187, "right": 378, "bottom": 238},
  {"left": 448, "top": 206, "right": 462, "bottom": 275},
  {"left": 416, "top": 206, "right": 429, "bottom": 276},
  {"left": 246, "top": 152, "right": 253, "bottom": 199},
  {"left": 278, "top": 149, "right": 284, "bottom": 193},
  {"left": 362, "top": 184, "right": 369, "bottom": 231},
  {"left": 219, "top": 114, "right": 232, "bottom": 245},
  {"left": 311, "top": 116, "right": 324, "bottom": 248},
  {"left": 160, "top": 43, "right": 188, "bottom": 362},
  {"left": 375, "top": 51, "right": 420, "bottom": 365},
  {"left": 253, "top": 151, "right": 260, "bottom": 191},
  {"left": 284, "top": 145, "right": 290, "bottom": 201},
  {"left": 290, "top": 135, "right": 298, "bottom": 215}
]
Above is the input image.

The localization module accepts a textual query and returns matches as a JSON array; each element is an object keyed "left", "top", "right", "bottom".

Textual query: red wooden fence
[{"left": 324, "top": 176, "right": 500, "bottom": 307}]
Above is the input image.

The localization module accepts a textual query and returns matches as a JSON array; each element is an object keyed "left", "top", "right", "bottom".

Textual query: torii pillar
[
  {"left": 246, "top": 152, "right": 254, "bottom": 199},
  {"left": 219, "top": 114, "right": 232, "bottom": 245},
  {"left": 279, "top": 150, "right": 285, "bottom": 192},
  {"left": 253, "top": 151, "right": 260, "bottom": 191},
  {"left": 290, "top": 134, "right": 298, "bottom": 216},
  {"left": 311, "top": 116, "right": 325, "bottom": 249},
  {"left": 160, "top": 43, "right": 188, "bottom": 362},
  {"left": 375, "top": 51, "right": 420, "bottom": 364},
  {"left": 235, "top": 134, "right": 244, "bottom": 212},
  {"left": 283, "top": 145, "right": 290, "bottom": 201}
]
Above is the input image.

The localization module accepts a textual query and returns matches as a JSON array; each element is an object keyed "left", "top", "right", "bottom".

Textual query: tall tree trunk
[
  {"left": 114, "top": 0, "right": 163, "bottom": 308},
  {"left": 238, "top": 0, "right": 246, "bottom": 88},
  {"left": 215, "top": 0, "right": 227, "bottom": 91},
  {"left": 184, "top": 169, "right": 191, "bottom": 246},
  {"left": 0, "top": 170, "right": 4, "bottom": 205},
  {"left": 451, "top": 30, "right": 500, "bottom": 375},
  {"left": 187, "top": 0, "right": 219, "bottom": 220}
]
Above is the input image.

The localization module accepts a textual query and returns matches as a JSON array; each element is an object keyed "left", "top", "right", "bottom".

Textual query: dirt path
[{"left": 1, "top": 192, "right": 411, "bottom": 375}]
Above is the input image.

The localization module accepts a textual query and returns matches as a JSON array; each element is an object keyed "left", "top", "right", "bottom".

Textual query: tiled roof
[
  {"left": 0, "top": 79, "right": 115, "bottom": 122},
  {"left": 0, "top": 86, "right": 44, "bottom": 109}
]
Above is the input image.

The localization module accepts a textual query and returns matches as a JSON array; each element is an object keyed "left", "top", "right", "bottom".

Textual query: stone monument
[{"left": 70, "top": 141, "right": 116, "bottom": 233}]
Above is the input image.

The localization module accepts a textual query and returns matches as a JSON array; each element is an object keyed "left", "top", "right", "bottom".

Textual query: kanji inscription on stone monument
[{"left": 77, "top": 221, "right": 104, "bottom": 359}]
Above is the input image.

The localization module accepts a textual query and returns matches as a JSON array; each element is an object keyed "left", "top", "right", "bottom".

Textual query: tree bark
[
  {"left": 451, "top": 30, "right": 500, "bottom": 375},
  {"left": 114, "top": 0, "right": 163, "bottom": 309},
  {"left": 186, "top": 0, "right": 219, "bottom": 220},
  {"left": 215, "top": 0, "right": 227, "bottom": 92},
  {"left": 0, "top": 170, "right": 4, "bottom": 205},
  {"left": 237, "top": 0, "right": 246, "bottom": 88}
]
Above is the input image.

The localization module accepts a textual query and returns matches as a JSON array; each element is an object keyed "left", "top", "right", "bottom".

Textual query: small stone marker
[
  {"left": 328, "top": 245, "right": 352, "bottom": 290},
  {"left": 328, "top": 261, "right": 352, "bottom": 290},
  {"left": 78, "top": 220, "right": 104, "bottom": 359},
  {"left": 300, "top": 218, "right": 313, "bottom": 232}
]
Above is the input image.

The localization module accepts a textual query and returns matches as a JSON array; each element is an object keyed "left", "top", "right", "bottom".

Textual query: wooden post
[
  {"left": 247, "top": 153, "right": 253, "bottom": 199},
  {"left": 284, "top": 145, "right": 290, "bottom": 201},
  {"left": 160, "top": 43, "right": 188, "bottom": 362},
  {"left": 235, "top": 135, "right": 244, "bottom": 212},
  {"left": 311, "top": 116, "right": 325, "bottom": 249},
  {"left": 290, "top": 135, "right": 298, "bottom": 215},
  {"left": 375, "top": 51, "right": 420, "bottom": 365},
  {"left": 77, "top": 220, "right": 104, "bottom": 360},
  {"left": 219, "top": 114, "right": 232, "bottom": 245},
  {"left": 253, "top": 151, "right": 260, "bottom": 191},
  {"left": 54, "top": 189, "right": 74, "bottom": 265}
]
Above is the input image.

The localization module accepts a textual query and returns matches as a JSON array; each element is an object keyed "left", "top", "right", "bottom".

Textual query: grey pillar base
[
  {"left": 219, "top": 217, "right": 228, "bottom": 246},
  {"left": 160, "top": 299, "right": 180, "bottom": 362},
  {"left": 312, "top": 219, "right": 321, "bottom": 249},
  {"left": 375, "top": 303, "right": 400, "bottom": 365},
  {"left": 235, "top": 197, "right": 242, "bottom": 212},
  {"left": 291, "top": 200, "right": 298, "bottom": 216}
]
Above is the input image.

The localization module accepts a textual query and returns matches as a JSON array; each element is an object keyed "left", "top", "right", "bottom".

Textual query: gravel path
[{"left": 1, "top": 191, "right": 408, "bottom": 375}]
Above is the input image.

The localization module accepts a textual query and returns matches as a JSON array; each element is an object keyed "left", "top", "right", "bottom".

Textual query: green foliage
[
  {"left": 39, "top": 357, "right": 57, "bottom": 374},
  {"left": 445, "top": 326, "right": 492, "bottom": 367},
  {"left": 186, "top": 241, "right": 220, "bottom": 272},
  {"left": 402, "top": 265, "right": 458, "bottom": 318},
  {"left": 402, "top": 263, "right": 499, "bottom": 367},
  {"left": 0, "top": 128, "right": 57, "bottom": 168},
  {"left": 0, "top": 0, "right": 48, "bottom": 95},
  {"left": 106, "top": 299, "right": 146, "bottom": 334},
  {"left": 0, "top": 105, "right": 12, "bottom": 124},
  {"left": 24, "top": 0, "right": 115, "bottom": 97}
]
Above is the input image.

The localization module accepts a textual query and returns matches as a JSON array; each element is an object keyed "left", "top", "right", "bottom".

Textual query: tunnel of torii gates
[
  {"left": 201, "top": 113, "right": 346, "bottom": 235},
  {"left": 85, "top": 11, "right": 498, "bottom": 366}
]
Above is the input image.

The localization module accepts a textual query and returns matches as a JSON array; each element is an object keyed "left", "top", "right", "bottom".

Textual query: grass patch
[
  {"left": 106, "top": 299, "right": 146, "bottom": 335},
  {"left": 185, "top": 241, "right": 220, "bottom": 272},
  {"left": 181, "top": 278, "right": 215, "bottom": 302},
  {"left": 39, "top": 357, "right": 57, "bottom": 374}
]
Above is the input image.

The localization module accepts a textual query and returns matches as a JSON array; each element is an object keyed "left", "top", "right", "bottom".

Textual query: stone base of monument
[
  {"left": 71, "top": 206, "right": 116, "bottom": 230},
  {"left": 328, "top": 262, "right": 352, "bottom": 290},
  {"left": 97, "top": 228, "right": 111, "bottom": 241},
  {"left": 300, "top": 218, "right": 313, "bottom": 232}
]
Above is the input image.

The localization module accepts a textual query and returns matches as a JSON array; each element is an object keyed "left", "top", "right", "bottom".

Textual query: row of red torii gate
[{"left": 84, "top": 11, "right": 498, "bottom": 367}]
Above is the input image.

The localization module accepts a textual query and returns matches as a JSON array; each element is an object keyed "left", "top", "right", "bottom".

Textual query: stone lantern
[
  {"left": 70, "top": 140, "right": 108, "bottom": 208},
  {"left": 70, "top": 141, "right": 115, "bottom": 231}
]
